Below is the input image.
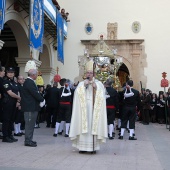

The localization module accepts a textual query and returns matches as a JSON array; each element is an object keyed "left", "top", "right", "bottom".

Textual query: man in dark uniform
[
  {"left": 53, "top": 78, "right": 73, "bottom": 137},
  {"left": 119, "top": 80, "right": 140, "bottom": 140},
  {"left": 13, "top": 76, "right": 25, "bottom": 136},
  {"left": 104, "top": 78, "right": 118, "bottom": 140},
  {"left": 2, "top": 67, "right": 21, "bottom": 143},
  {"left": 45, "top": 82, "right": 60, "bottom": 128},
  {"left": 0, "top": 66, "right": 5, "bottom": 138}
]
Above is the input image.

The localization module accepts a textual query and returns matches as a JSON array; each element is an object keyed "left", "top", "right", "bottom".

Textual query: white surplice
[{"left": 69, "top": 79, "right": 107, "bottom": 151}]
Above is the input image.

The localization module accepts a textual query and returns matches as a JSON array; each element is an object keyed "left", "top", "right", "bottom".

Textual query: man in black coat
[
  {"left": 20, "top": 69, "right": 44, "bottom": 147},
  {"left": 104, "top": 78, "right": 118, "bottom": 140},
  {"left": 45, "top": 82, "right": 60, "bottom": 128},
  {"left": 119, "top": 80, "right": 141, "bottom": 140}
]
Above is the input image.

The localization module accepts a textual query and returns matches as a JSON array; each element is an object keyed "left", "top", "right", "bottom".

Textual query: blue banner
[
  {"left": 57, "top": 12, "right": 64, "bottom": 64},
  {"left": 0, "top": 0, "right": 6, "bottom": 30},
  {"left": 29, "top": 0, "right": 44, "bottom": 53}
]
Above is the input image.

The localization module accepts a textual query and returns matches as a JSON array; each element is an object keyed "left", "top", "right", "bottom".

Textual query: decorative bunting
[
  {"left": 57, "top": 11, "right": 64, "bottom": 64},
  {"left": 29, "top": 0, "right": 44, "bottom": 52}
]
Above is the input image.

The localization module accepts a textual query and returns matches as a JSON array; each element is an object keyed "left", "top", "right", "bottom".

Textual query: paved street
[{"left": 0, "top": 121, "right": 170, "bottom": 170}]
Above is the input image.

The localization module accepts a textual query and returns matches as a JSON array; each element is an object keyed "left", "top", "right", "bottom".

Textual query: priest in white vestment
[{"left": 69, "top": 60, "right": 108, "bottom": 153}]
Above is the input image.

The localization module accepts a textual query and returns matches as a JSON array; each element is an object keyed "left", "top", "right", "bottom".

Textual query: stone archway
[
  {"left": 3, "top": 10, "right": 30, "bottom": 78},
  {"left": 81, "top": 39, "right": 147, "bottom": 91}
]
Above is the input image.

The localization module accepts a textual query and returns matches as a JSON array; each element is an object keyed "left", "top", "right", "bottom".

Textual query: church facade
[{"left": 1, "top": 0, "right": 170, "bottom": 93}]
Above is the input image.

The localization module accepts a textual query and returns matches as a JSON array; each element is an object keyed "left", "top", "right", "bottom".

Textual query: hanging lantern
[{"left": 54, "top": 67, "right": 61, "bottom": 82}]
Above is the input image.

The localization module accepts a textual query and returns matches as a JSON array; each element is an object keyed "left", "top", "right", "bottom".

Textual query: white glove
[
  {"left": 124, "top": 92, "right": 134, "bottom": 98},
  {"left": 105, "top": 95, "right": 110, "bottom": 99},
  {"left": 40, "top": 99, "right": 45, "bottom": 107},
  {"left": 61, "top": 92, "right": 71, "bottom": 97}
]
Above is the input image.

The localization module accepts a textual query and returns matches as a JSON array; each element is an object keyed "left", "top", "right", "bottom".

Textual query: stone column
[
  {"left": 131, "top": 53, "right": 140, "bottom": 90},
  {"left": 15, "top": 57, "right": 42, "bottom": 78},
  {"left": 40, "top": 67, "right": 56, "bottom": 86}
]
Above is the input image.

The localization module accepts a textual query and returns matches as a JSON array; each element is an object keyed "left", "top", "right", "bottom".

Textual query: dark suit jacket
[
  {"left": 122, "top": 88, "right": 141, "bottom": 111},
  {"left": 45, "top": 86, "right": 59, "bottom": 108},
  {"left": 20, "top": 78, "right": 44, "bottom": 112}
]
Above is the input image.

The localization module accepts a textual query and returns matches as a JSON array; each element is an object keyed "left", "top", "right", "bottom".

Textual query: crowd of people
[{"left": 0, "top": 60, "right": 169, "bottom": 154}]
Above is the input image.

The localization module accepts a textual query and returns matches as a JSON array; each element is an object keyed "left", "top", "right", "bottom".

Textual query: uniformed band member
[
  {"left": 0, "top": 66, "right": 5, "bottom": 138},
  {"left": 142, "top": 89, "right": 151, "bottom": 125},
  {"left": 104, "top": 78, "right": 118, "bottom": 140},
  {"left": 53, "top": 78, "right": 73, "bottom": 137},
  {"left": 14, "top": 76, "right": 25, "bottom": 136},
  {"left": 45, "top": 82, "right": 59, "bottom": 128},
  {"left": 119, "top": 80, "right": 140, "bottom": 140},
  {"left": 2, "top": 67, "right": 21, "bottom": 143}
]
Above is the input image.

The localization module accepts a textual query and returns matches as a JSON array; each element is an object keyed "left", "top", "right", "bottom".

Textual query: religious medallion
[{"left": 132, "top": 21, "right": 141, "bottom": 33}]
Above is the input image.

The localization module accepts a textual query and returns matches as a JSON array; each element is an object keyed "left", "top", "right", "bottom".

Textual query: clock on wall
[{"left": 132, "top": 21, "right": 141, "bottom": 33}]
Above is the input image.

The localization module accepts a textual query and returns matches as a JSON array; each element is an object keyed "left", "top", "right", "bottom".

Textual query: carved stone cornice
[
  {"left": 15, "top": 57, "right": 42, "bottom": 67},
  {"left": 39, "top": 67, "right": 56, "bottom": 75},
  {"left": 81, "top": 39, "right": 144, "bottom": 46}
]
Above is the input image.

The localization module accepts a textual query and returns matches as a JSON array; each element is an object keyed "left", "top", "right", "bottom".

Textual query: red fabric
[
  {"left": 106, "top": 105, "right": 115, "bottom": 109},
  {"left": 60, "top": 102, "right": 71, "bottom": 105}
]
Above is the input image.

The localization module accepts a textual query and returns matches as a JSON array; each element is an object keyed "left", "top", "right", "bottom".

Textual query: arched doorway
[
  {"left": 0, "top": 23, "right": 19, "bottom": 76},
  {"left": 117, "top": 63, "right": 130, "bottom": 87}
]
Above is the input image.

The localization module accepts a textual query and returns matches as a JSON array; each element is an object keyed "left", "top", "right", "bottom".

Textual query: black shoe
[
  {"left": 64, "top": 134, "right": 69, "bottom": 137},
  {"left": 2, "top": 137, "right": 13, "bottom": 143},
  {"left": 19, "top": 132, "right": 25, "bottom": 135},
  {"left": 118, "top": 136, "right": 123, "bottom": 140},
  {"left": 79, "top": 151, "right": 87, "bottom": 154},
  {"left": 53, "top": 133, "right": 57, "bottom": 137},
  {"left": 9, "top": 135, "right": 18, "bottom": 142},
  {"left": 25, "top": 142, "right": 37, "bottom": 147},
  {"left": 14, "top": 133, "right": 22, "bottom": 137},
  {"left": 32, "top": 141, "right": 37, "bottom": 145},
  {"left": 129, "top": 136, "right": 137, "bottom": 140},
  {"left": 91, "top": 151, "right": 96, "bottom": 154},
  {"left": 58, "top": 132, "right": 63, "bottom": 135},
  {"left": 109, "top": 136, "right": 114, "bottom": 140}
]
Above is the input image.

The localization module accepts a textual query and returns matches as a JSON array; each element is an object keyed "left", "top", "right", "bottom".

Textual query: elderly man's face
[{"left": 86, "top": 70, "right": 93, "bottom": 80}]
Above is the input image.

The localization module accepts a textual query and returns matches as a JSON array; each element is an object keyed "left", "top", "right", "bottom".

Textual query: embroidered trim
[
  {"left": 77, "top": 86, "right": 88, "bottom": 133},
  {"left": 92, "top": 85, "right": 103, "bottom": 134}
]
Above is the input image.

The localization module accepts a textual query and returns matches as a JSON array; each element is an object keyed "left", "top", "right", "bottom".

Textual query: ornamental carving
[{"left": 107, "top": 22, "right": 118, "bottom": 40}]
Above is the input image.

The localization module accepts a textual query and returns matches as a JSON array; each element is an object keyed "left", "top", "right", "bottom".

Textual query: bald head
[{"left": 28, "top": 69, "right": 38, "bottom": 80}]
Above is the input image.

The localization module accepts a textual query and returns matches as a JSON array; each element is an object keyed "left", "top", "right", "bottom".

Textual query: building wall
[{"left": 58, "top": 0, "right": 170, "bottom": 93}]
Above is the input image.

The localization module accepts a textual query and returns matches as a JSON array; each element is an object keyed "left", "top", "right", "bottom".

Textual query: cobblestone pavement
[{"left": 0, "top": 121, "right": 169, "bottom": 170}]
